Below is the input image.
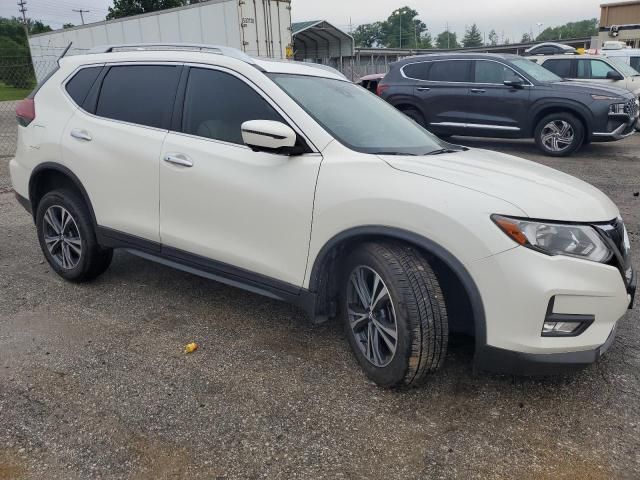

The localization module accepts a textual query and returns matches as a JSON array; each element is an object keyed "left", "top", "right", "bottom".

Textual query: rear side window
[
  {"left": 402, "top": 62, "right": 431, "bottom": 81},
  {"left": 65, "top": 67, "right": 102, "bottom": 106},
  {"left": 542, "top": 59, "right": 573, "bottom": 78},
  {"left": 181, "top": 68, "right": 283, "bottom": 145},
  {"left": 428, "top": 61, "right": 471, "bottom": 82},
  {"left": 96, "top": 65, "right": 181, "bottom": 129},
  {"left": 631, "top": 57, "right": 640, "bottom": 71}
]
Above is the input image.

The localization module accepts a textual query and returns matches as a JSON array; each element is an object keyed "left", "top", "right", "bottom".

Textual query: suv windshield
[
  {"left": 512, "top": 58, "right": 562, "bottom": 83},
  {"left": 608, "top": 57, "right": 640, "bottom": 77},
  {"left": 269, "top": 74, "right": 445, "bottom": 155}
]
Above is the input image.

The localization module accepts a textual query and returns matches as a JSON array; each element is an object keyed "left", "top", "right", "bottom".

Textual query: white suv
[{"left": 11, "top": 44, "right": 635, "bottom": 387}]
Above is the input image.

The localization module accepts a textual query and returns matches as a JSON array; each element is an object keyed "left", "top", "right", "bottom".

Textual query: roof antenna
[{"left": 57, "top": 42, "right": 73, "bottom": 65}]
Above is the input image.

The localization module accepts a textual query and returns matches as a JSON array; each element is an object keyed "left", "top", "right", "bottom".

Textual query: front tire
[
  {"left": 342, "top": 242, "right": 448, "bottom": 388},
  {"left": 534, "top": 113, "right": 584, "bottom": 157},
  {"left": 36, "top": 189, "right": 113, "bottom": 282}
]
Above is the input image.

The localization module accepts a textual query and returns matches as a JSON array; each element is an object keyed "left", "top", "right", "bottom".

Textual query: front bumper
[
  {"left": 469, "top": 244, "right": 632, "bottom": 374},
  {"left": 475, "top": 323, "right": 619, "bottom": 375},
  {"left": 592, "top": 118, "right": 637, "bottom": 141}
]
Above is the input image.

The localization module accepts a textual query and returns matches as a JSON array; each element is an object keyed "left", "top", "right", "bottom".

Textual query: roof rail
[{"left": 88, "top": 43, "right": 255, "bottom": 64}]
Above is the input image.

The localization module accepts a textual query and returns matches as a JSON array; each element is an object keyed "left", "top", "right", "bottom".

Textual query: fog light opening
[
  {"left": 542, "top": 321, "right": 583, "bottom": 336},
  {"left": 542, "top": 297, "right": 596, "bottom": 337}
]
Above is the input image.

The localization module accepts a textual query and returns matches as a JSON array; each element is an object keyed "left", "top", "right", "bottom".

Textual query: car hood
[
  {"left": 548, "top": 80, "right": 634, "bottom": 98},
  {"left": 380, "top": 148, "right": 619, "bottom": 222}
]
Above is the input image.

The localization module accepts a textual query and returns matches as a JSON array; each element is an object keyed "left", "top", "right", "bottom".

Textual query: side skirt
[{"left": 96, "top": 226, "right": 318, "bottom": 317}]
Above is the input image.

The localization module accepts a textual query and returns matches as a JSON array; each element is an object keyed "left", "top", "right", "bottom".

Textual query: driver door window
[
  {"left": 181, "top": 68, "right": 284, "bottom": 144},
  {"left": 577, "top": 59, "right": 617, "bottom": 80},
  {"left": 474, "top": 60, "right": 520, "bottom": 84}
]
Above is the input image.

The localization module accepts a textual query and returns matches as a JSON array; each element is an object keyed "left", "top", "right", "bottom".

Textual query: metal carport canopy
[{"left": 292, "top": 20, "right": 354, "bottom": 60}]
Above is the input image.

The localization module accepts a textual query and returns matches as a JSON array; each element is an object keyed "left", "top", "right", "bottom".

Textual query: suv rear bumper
[{"left": 14, "top": 191, "right": 32, "bottom": 215}]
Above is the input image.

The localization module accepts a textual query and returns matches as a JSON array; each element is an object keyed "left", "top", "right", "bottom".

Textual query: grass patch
[{"left": 0, "top": 82, "right": 31, "bottom": 101}]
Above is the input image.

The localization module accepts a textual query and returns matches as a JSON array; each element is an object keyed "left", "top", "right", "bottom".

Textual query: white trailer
[{"left": 28, "top": 0, "right": 292, "bottom": 82}]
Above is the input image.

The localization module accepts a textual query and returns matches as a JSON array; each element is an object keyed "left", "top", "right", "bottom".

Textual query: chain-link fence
[{"left": 0, "top": 51, "right": 58, "bottom": 158}]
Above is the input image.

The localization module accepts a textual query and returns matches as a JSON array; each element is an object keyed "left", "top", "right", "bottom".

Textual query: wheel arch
[
  {"left": 529, "top": 101, "right": 592, "bottom": 138},
  {"left": 29, "top": 162, "right": 97, "bottom": 228},
  {"left": 308, "top": 226, "right": 487, "bottom": 351}
]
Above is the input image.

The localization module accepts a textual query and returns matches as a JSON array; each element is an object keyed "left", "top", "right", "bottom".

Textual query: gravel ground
[{"left": 1, "top": 136, "right": 639, "bottom": 479}]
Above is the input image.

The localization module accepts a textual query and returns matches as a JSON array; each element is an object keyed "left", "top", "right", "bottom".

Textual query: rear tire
[
  {"left": 36, "top": 189, "right": 113, "bottom": 282},
  {"left": 341, "top": 242, "right": 448, "bottom": 388},
  {"left": 534, "top": 113, "right": 584, "bottom": 157},
  {"left": 401, "top": 107, "right": 427, "bottom": 128}
]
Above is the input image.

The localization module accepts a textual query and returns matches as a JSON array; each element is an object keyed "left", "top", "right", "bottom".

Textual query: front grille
[
  {"left": 595, "top": 218, "right": 632, "bottom": 284},
  {"left": 625, "top": 98, "right": 639, "bottom": 118}
]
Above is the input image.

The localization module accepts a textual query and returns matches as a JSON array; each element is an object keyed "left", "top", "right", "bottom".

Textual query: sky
[{"left": 1, "top": 0, "right": 606, "bottom": 42}]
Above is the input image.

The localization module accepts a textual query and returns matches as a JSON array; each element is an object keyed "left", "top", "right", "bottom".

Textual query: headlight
[
  {"left": 492, "top": 215, "right": 612, "bottom": 263},
  {"left": 609, "top": 103, "right": 626, "bottom": 115}
]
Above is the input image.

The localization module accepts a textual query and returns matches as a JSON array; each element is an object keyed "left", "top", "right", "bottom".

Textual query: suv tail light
[
  {"left": 16, "top": 98, "right": 35, "bottom": 127},
  {"left": 376, "top": 82, "right": 390, "bottom": 96}
]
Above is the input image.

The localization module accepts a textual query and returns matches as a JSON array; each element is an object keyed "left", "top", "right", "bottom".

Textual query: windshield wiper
[
  {"left": 372, "top": 151, "right": 418, "bottom": 156},
  {"left": 424, "top": 148, "right": 462, "bottom": 155}
]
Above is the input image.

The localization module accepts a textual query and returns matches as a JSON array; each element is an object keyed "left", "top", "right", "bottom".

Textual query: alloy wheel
[
  {"left": 43, "top": 205, "right": 83, "bottom": 270},
  {"left": 346, "top": 266, "right": 398, "bottom": 367},
  {"left": 541, "top": 120, "right": 575, "bottom": 153}
]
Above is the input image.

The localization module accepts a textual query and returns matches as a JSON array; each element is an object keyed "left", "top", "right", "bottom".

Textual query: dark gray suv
[{"left": 378, "top": 53, "right": 639, "bottom": 156}]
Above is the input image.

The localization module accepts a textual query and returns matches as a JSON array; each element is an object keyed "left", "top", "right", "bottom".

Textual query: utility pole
[
  {"left": 18, "top": 0, "right": 29, "bottom": 36},
  {"left": 73, "top": 9, "right": 90, "bottom": 25},
  {"left": 446, "top": 22, "right": 450, "bottom": 49}
]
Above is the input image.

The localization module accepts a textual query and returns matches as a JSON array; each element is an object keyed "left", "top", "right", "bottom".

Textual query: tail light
[
  {"left": 16, "top": 98, "right": 35, "bottom": 127},
  {"left": 376, "top": 82, "right": 390, "bottom": 96}
]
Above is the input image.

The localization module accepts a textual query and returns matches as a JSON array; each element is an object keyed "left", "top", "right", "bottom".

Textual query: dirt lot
[{"left": 1, "top": 136, "right": 639, "bottom": 479}]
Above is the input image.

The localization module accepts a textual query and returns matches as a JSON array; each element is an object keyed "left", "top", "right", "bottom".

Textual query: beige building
[{"left": 599, "top": 1, "right": 640, "bottom": 47}]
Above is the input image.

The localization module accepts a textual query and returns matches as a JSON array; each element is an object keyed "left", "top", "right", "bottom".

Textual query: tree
[
  {"left": 380, "top": 7, "right": 431, "bottom": 48},
  {"left": 29, "top": 20, "right": 52, "bottom": 34},
  {"left": 107, "top": 0, "right": 185, "bottom": 20},
  {"left": 0, "top": 17, "right": 27, "bottom": 46},
  {"left": 352, "top": 22, "right": 383, "bottom": 47},
  {"left": 63, "top": 23, "right": 75, "bottom": 29},
  {"left": 536, "top": 18, "right": 598, "bottom": 41},
  {"left": 462, "top": 23, "right": 483, "bottom": 47},
  {"left": 436, "top": 30, "right": 460, "bottom": 49},
  {"left": 520, "top": 32, "right": 533, "bottom": 43},
  {"left": 487, "top": 29, "right": 499, "bottom": 46}
]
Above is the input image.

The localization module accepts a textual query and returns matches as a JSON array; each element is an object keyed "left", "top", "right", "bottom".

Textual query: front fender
[{"left": 528, "top": 98, "right": 595, "bottom": 136}]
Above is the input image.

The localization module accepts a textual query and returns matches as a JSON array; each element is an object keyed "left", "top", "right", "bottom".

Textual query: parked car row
[
  {"left": 375, "top": 53, "right": 639, "bottom": 156},
  {"left": 360, "top": 50, "right": 639, "bottom": 157}
]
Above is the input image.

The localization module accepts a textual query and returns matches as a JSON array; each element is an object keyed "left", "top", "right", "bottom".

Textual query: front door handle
[
  {"left": 164, "top": 153, "right": 193, "bottom": 168},
  {"left": 470, "top": 88, "right": 486, "bottom": 94},
  {"left": 70, "top": 129, "right": 92, "bottom": 141},
  {"left": 416, "top": 87, "right": 431, "bottom": 91}
]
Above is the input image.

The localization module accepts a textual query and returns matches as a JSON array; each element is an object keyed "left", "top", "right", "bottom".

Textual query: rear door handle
[
  {"left": 416, "top": 87, "right": 431, "bottom": 91},
  {"left": 70, "top": 129, "right": 92, "bottom": 141},
  {"left": 470, "top": 88, "right": 486, "bottom": 94},
  {"left": 164, "top": 153, "right": 193, "bottom": 168}
]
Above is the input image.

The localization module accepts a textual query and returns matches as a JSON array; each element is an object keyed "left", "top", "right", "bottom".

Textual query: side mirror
[
  {"left": 606, "top": 70, "right": 624, "bottom": 81},
  {"left": 504, "top": 77, "right": 525, "bottom": 88},
  {"left": 241, "top": 120, "right": 299, "bottom": 155}
]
